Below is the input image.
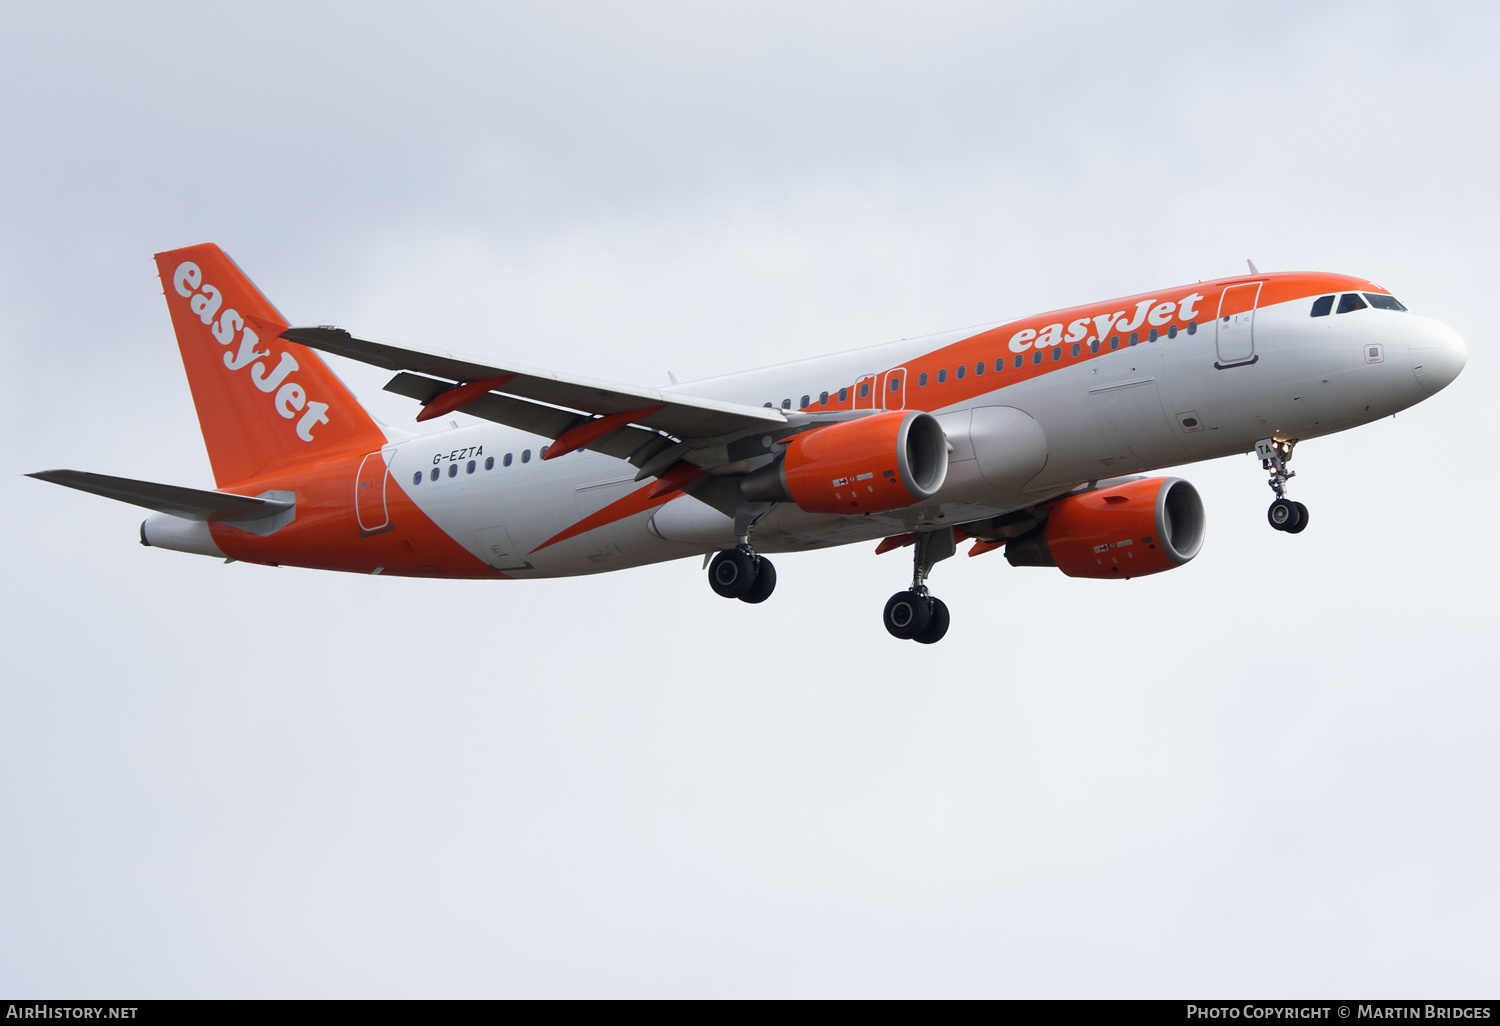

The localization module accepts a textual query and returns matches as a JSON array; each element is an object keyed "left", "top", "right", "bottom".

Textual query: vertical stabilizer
[{"left": 153, "top": 243, "right": 386, "bottom": 488}]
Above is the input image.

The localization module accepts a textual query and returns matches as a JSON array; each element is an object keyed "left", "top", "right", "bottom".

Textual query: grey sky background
[{"left": 2, "top": 1, "right": 1496, "bottom": 997}]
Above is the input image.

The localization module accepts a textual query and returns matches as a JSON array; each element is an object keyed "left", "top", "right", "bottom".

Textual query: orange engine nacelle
[
  {"left": 1005, "top": 477, "right": 1206, "bottom": 579},
  {"left": 740, "top": 410, "right": 949, "bottom": 515}
]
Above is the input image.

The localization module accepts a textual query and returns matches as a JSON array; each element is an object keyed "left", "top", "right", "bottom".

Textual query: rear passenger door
[{"left": 355, "top": 450, "right": 391, "bottom": 534}]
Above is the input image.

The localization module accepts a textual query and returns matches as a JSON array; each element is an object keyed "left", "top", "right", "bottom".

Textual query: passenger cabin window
[
  {"left": 889, "top": 378, "right": 900, "bottom": 392},
  {"left": 485, "top": 457, "right": 495, "bottom": 470},
  {"left": 801, "top": 394, "right": 810, "bottom": 408},
  {"left": 918, "top": 372, "right": 928, "bottom": 386},
  {"left": 781, "top": 399, "right": 791, "bottom": 410},
  {"left": 503, "top": 453, "right": 513, "bottom": 467},
  {"left": 819, "top": 391, "right": 829, "bottom": 405},
  {"left": 974, "top": 362, "right": 984, "bottom": 376},
  {"left": 1337, "top": 293, "right": 1368, "bottom": 314},
  {"left": 859, "top": 383, "right": 869, "bottom": 398},
  {"left": 1310, "top": 295, "right": 1335, "bottom": 317},
  {"left": 448, "top": 464, "right": 458, "bottom": 478},
  {"left": 996, "top": 359, "right": 1006, "bottom": 372},
  {"left": 430, "top": 467, "right": 440, "bottom": 482},
  {"left": 936, "top": 370, "right": 946, "bottom": 383},
  {"left": 1365, "top": 293, "right": 1407, "bottom": 311},
  {"left": 838, "top": 388, "right": 848, "bottom": 402},
  {"left": 466, "top": 460, "right": 476, "bottom": 474},
  {"left": 1013, "top": 355, "right": 1023, "bottom": 369},
  {"left": 522, "top": 449, "right": 532, "bottom": 463},
  {"left": 956, "top": 365, "right": 966, "bottom": 380},
  {"left": 412, "top": 472, "right": 422, "bottom": 486},
  {"left": 1070, "top": 343, "right": 1081, "bottom": 357}
]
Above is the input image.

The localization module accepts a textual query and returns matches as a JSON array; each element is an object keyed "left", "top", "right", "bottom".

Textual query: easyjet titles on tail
[{"left": 172, "top": 261, "right": 330, "bottom": 442}]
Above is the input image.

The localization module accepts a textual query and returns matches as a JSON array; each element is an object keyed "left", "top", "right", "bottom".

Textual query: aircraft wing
[
  {"left": 27, "top": 470, "right": 292, "bottom": 522},
  {"left": 281, "top": 326, "right": 787, "bottom": 443}
]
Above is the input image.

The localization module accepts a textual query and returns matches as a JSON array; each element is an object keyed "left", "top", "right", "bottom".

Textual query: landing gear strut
[
  {"left": 883, "top": 528, "right": 954, "bottom": 644},
  {"left": 1257, "top": 438, "right": 1309, "bottom": 534}
]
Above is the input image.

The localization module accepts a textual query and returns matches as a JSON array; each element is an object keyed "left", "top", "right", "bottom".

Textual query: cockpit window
[
  {"left": 1336, "top": 293, "right": 1368, "bottom": 314},
  {"left": 1364, "top": 293, "right": 1407, "bottom": 311},
  {"left": 1310, "top": 295, "right": 1334, "bottom": 317}
]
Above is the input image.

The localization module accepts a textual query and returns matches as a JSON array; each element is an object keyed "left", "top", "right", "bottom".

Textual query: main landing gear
[
  {"left": 883, "top": 527, "right": 955, "bottom": 644},
  {"left": 708, "top": 546, "right": 777, "bottom": 604},
  {"left": 708, "top": 502, "right": 777, "bottom": 604},
  {"left": 1257, "top": 438, "right": 1309, "bottom": 534}
]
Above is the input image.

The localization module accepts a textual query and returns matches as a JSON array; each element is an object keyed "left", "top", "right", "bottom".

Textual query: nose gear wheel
[
  {"left": 1269, "top": 499, "right": 1309, "bottom": 533},
  {"left": 1267, "top": 498, "right": 1299, "bottom": 531}
]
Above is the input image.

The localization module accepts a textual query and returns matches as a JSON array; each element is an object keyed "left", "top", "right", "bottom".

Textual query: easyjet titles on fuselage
[{"left": 1008, "top": 292, "right": 1205, "bottom": 352}]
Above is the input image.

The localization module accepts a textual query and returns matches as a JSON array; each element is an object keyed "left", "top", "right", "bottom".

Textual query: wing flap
[
  {"left": 28, "top": 470, "right": 293, "bottom": 522},
  {"left": 384, "top": 372, "right": 664, "bottom": 462}
]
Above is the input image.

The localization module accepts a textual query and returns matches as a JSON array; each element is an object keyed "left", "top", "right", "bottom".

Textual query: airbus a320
[{"left": 30, "top": 244, "right": 1467, "bottom": 643}]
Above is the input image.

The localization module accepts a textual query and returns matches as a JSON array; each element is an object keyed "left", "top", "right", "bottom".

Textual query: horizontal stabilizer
[{"left": 27, "top": 470, "right": 293, "bottom": 522}]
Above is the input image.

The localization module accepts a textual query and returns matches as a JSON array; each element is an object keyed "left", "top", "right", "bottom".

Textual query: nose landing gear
[
  {"left": 1257, "top": 438, "right": 1309, "bottom": 533},
  {"left": 882, "top": 527, "right": 954, "bottom": 644}
]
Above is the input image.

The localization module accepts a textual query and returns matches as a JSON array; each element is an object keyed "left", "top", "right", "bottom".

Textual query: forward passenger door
[{"left": 1215, "top": 282, "right": 1262, "bottom": 368}]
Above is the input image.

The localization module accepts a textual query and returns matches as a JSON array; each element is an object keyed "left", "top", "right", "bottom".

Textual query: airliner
[{"left": 29, "top": 244, "right": 1467, "bottom": 643}]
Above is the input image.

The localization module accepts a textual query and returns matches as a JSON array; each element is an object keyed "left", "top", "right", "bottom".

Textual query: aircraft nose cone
[{"left": 1412, "top": 320, "right": 1467, "bottom": 396}]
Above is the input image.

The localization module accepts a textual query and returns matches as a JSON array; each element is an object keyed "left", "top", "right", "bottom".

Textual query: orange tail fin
[{"left": 153, "top": 243, "right": 386, "bottom": 488}]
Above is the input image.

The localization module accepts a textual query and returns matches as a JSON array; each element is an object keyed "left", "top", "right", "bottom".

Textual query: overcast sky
[{"left": 2, "top": 1, "right": 1496, "bottom": 997}]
